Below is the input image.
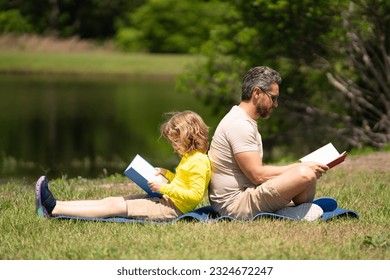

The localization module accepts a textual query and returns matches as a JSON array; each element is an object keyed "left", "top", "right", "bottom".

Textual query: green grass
[
  {"left": 1, "top": 153, "right": 389, "bottom": 260},
  {"left": 0, "top": 50, "right": 199, "bottom": 78}
]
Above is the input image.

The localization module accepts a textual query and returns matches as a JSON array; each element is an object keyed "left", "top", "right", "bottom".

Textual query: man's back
[{"left": 208, "top": 105, "right": 263, "bottom": 212}]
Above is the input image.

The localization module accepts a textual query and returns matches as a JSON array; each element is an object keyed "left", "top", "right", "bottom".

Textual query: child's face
[{"left": 171, "top": 137, "right": 186, "bottom": 156}]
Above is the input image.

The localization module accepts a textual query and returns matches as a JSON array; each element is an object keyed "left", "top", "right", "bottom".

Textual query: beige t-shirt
[{"left": 208, "top": 105, "right": 263, "bottom": 212}]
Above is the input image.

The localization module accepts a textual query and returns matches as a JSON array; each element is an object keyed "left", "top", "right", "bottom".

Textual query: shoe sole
[
  {"left": 275, "top": 203, "right": 324, "bottom": 222},
  {"left": 35, "top": 176, "right": 49, "bottom": 218}
]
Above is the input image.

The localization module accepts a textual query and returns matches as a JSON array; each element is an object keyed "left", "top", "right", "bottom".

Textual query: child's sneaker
[
  {"left": 275, "top": 203, "right": 323, "bottom": 222},
  {"left": 35, "top": 176, "right": 56, "bottom": 218}
]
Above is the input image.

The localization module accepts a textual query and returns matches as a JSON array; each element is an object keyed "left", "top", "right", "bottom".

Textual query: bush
[
  {"left": 115, "top": 0, "right": 237, "bottom": 53},
  {"left": 115, "top": 27, "right": 145, "bottom": 52},
  {"left": 0, "top": 9, "right": 31, "bottom": 34}
]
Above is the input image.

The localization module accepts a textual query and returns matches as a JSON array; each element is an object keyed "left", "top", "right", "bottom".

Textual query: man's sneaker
[
  {"left": 35, "top": 176, "right": 56, "bottom": 218},
  {"left": 275, "top": 203, "right": 324, "bottom": 222}
]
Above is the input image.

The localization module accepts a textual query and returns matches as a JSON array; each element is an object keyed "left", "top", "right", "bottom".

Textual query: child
[{"left": 35, "top": 110, "right": 211, "bottom": 221}]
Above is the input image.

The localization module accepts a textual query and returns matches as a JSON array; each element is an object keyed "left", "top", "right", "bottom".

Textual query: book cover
[
  {"left": 299, "top": 143, "right": 347, "bottom": 168},
  {"left": 123, "top": 154, "right": 168, "bottom": 198}
]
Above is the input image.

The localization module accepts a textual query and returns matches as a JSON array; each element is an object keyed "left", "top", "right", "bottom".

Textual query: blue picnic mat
[{"left": 52, "top": 197, "right": 359, "bottom": 223}]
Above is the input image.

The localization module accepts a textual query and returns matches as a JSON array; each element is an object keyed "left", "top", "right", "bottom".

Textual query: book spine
[{"left": 124, "top": 168, "right": 162, "bottom": 198}]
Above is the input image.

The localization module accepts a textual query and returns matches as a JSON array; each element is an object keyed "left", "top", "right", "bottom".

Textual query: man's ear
[{"left": 252, "top": 87, "right": 261, "bottom": 100}]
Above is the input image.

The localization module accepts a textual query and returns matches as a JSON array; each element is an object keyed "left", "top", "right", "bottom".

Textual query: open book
[
  {"left": 123, "top": 154, "right": 168, "bottom": 198},
  {"left": 299, "top": 143, "right": 347, "bottom": 168}
]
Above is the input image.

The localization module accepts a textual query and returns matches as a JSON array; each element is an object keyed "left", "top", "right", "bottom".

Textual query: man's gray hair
[{"left": 241, "top": 66, "right": 282, "bottom": 100}]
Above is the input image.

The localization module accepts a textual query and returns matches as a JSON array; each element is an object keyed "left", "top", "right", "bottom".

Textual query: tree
[
  {"left": 178, "top": 0, "right": 390, "bottom": 159},
  {"left": 178, "top": 0, "right": 346, "bottom": 159},
  {"left": 115, "top": 0, "right": 238, "bottom": 53},
  {"left": 325, "top": 0, "right": 390, "bottom": 149},
  {"left": 0, "top": 9, "right": 32, "bottom": 34},
  {"left": 0, "top": 0, "right": 144, "bottom": 38}
]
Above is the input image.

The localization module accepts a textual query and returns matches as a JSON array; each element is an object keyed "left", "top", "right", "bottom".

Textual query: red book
[{"left": 299, "top": 143, "right": 348, "bottom": 168}]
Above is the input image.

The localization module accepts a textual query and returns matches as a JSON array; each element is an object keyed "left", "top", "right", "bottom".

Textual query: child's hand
[
  {"left": 148, "top": 181, "right": 164, "bottom": 192},
  {"left": 155, "top": 167, "right": 167, "bottom": 176}
]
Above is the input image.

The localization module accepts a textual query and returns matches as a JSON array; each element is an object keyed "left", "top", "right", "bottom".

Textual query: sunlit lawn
[
  {"left": 1, "top": 152, "right": 389, "bottom": 260},
  {"left": 0, "top": 50, "right": 200, "bottom": 78}
]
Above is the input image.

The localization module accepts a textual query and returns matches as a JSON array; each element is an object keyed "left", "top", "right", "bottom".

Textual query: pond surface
[{"left": 0, "top": 74, "right": 219, "bottom": 180}]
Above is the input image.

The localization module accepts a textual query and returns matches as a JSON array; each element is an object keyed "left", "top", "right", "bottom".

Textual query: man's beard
[{"left": 256, "top": 104, "right": 272, "bottom": 119}]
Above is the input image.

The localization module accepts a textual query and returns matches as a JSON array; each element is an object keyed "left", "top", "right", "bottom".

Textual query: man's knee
[{"left": 296, "top": 165, "right": 317, "bottom": 184}]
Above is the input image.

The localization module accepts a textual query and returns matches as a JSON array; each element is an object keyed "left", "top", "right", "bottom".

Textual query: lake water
[{"left": 0, "top": 74, "right": 219, "bottom": 180}]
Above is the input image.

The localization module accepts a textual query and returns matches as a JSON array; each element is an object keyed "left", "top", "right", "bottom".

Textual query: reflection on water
[{"left": 0, "top": 74, "right": 218, "bottom": 180}]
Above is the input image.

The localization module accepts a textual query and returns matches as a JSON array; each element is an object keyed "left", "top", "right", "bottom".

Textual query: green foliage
[
  {"left": 0, "top": 9, "right": 32, "bottom": 34},
  {"left": 114, "top": 27, "right": 145, "bottom": 52},
  {"left": 115, "top": 0, "right": 238, "bottom": 53},
  {"left": 177, "top": 0, "right": 349, "bottom": 158},
  {"left": 325, "top": 0, "right": 390, "bottom": 149},
  {"left": 177, "top": 0, "right": 390, "bottom": 157},
  {"left": 177, "top": 55, "right": 247, "bottom": 116},
  {"left": 0, "top": 0, "right": 144, "bottom": 38}
]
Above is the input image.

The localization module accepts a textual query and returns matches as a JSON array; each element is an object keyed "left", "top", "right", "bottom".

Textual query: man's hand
[{"left": 302, "top": 162, "right": 329, "bottom": 178}]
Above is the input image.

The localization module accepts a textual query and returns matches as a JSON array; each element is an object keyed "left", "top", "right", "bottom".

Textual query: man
[{"left": 208, "top": 66, "right": 328, "bottom": 220}]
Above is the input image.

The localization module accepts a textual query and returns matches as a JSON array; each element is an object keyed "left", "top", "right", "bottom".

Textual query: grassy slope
[
  {"left": 0, "top": 50, "right": 199, "bottom": 78},
  {"left": 1, "top": 152, "right": 389, "bottom": 260}
]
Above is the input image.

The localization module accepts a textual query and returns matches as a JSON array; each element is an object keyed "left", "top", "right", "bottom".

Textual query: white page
[
  {"left": 128, "top": 154, "right": 167, "bottom": 182},
  {"left": 299, "top": 143, "right": 341, "bottom": 165}
]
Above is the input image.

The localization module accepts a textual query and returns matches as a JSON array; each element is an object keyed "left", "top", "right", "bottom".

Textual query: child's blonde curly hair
[{"left": 161, "top": 111, "right": 209, "bottom": 154}]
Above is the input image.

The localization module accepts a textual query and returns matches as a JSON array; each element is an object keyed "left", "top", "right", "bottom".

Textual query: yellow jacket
[{"left": 160, "top": 151, "right": 211, "bottom": 213}]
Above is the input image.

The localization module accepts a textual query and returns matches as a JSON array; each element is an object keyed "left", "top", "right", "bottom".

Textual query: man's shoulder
[{"left": 220, "top": 106, "right": 252, "bottom": 125}]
